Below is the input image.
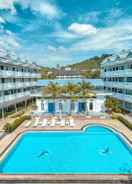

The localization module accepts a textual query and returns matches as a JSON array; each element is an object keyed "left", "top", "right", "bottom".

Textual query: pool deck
[{"left": 0, "top": 116, "right": 132, "bottom": 183}]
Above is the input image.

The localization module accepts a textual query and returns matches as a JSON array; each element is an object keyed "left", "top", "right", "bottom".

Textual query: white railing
[
  {"left": 112, "top": 93, "right": 132, "bottom": 103},
  {"left": 101, "top": 69, "right": 132, "bottom": 78},
  {"left": 0, "top": 70, "right": 41, "bottom": 78},
  {"left": 104, "top": 82, "right": 132, "bottom": 90},
  {"left": 0, "top": 92, "right": 31, "bottom": 104},
  {"left": 0, "top": 81, "right": 37, "bottom": 90}
]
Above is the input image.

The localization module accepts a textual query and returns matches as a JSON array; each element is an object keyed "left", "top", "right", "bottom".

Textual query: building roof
[
  {"left": 51, "top": 68, "right": 81, "bottom": 77},
  {"left": 101, "top": 50, "right": 132, "bottom": 66},
  {"left": 0, "top": 49, "right": 40, "bottom": 69}
]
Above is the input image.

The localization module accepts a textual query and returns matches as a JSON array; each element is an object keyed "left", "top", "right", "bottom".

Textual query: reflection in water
[{"left": 120, "top": 162, "right": 132, "bottom": 174}]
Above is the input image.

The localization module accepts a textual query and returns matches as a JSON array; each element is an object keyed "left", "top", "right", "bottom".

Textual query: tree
[
  {"left": 105, "top": 97, "right": 122, "bottom": 113},
  {"left": 43, "top": 82, "right": 62, "bottom": 99},
  {"left": 78, "top": 81, "right": 94, "bottom": 97},
  {"left": 65, "top": 83, "right": 80, "bottom": 114}
]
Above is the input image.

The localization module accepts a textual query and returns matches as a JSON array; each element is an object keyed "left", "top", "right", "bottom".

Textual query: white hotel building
[
  {"left": 101, "top": 50, "right": 132, "bottom": 112},
  {"left": 0, "top": 51, "right": 41, "bottom": 118}
]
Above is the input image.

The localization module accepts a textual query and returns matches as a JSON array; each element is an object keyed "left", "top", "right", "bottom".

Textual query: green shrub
[
  {"left": 112, "top": 113, "right": 132, "bottom": 130},
  {"left": 3, "top": 115, "right": 31, "bottom": 133},
  {"left": 105, "top": 97, "right": 122, "bottom": 113},
  {"left": 10, "top": 111, "right": 25, "bottom": 118},
  {"left": 117, "top": 115, "right": 132, "bottom": 130},
  {"left": 3, "top": 123, "right": 13, "bottom": 133},
  {"left": 111, "top": 112, "right": 119, "bottom": 119}
]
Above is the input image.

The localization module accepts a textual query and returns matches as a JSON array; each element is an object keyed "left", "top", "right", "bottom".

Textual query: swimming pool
[{"left": 0, "top": 125, "right": 132, "bottom": 174}]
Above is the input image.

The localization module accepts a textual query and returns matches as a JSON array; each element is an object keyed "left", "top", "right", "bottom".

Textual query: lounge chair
[
  {"left": 69, "top": 117, "right": 75, "bottom": 127},
  {"left": 24, "top": 121, "right": 31, "bottom": 127},
  {"left": 50, "top": 118, "right": 56, "bottom": 126},
  {"left": 87, "top": 115, "right": 91, "bottom": 118},
  {"left": 55, "top": 119, "right": 61, "bottom": 125},
  {"left": 65, "top": 119, "right": 70, "bottom": 126},
  {"left": 41, "top": 119, "right": 47, "bottom": 127},
  {"left": 33, "top": 117, "right": 40, "bottom": 127},
  {"left": 60, "top": 119, "right": 65, "bottom": 127}
]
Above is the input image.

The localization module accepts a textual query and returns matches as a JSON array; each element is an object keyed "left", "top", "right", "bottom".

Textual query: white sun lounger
[
  {"left": 69, "top": 118, "right": 75, "bottom": 127},
  {"left": 50, "top": 118, "right": 56, "bottom": 126},
  {"left": 41, "top": 119, "right": 47, "bottom": 127},
  {"left": 33, "top": 118, "right": 40, "bottom": 127},
  {"left": 55, "top": 119, "right": 61, "bottom": 125},
  {"left": 24, "top": 121, "right": 31, "bottom": 127},
  {"left": 60, "top": 119, "right": 65, "bottom": 126},
  {"left": 87, "top": 115, "right": 91, "bottom": 118}
]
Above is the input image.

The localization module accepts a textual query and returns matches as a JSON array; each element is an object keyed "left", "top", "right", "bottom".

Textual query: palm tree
[
  {"left": 43, "top": 82, "right": 62, "bottom": 114},
  {"left": 65, "top": 83, "right": 80, "bottom": 114},
  {"left": 43, "top": 82, "right": 61, "bottom": 98},
  {"left": 105, "top": 97, "right": 122, "bottom": 113},
  {"left": 78, "top": 80, "right": 94, "bottom": 97},
  {"left": 78, "top": 81, "right": 95, "bottom": 114}
]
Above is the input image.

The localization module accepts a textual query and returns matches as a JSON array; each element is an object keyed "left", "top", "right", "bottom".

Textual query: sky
[{"left": 0, "top": 0, "right": 132, "bottom": 67}]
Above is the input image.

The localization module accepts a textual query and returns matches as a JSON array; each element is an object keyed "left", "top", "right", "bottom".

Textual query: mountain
[
  {"left": 67, "top": 54, "right": 110, "bottom": 78},
  {"left": 40, "top": 54, "right": 110, "bottom": 79}
]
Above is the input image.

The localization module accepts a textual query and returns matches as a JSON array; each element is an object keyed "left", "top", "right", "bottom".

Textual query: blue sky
[{"left": 0, "top": 0, "right": 132, "bottom": 67}]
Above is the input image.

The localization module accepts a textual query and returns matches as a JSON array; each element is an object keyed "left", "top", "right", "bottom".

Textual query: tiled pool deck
[{"left": 0, "top": 116, "right": 132, "bottom": 183}]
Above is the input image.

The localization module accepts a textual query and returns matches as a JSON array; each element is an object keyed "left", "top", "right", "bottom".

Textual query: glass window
[{"left": 89, "top": 102, "right": 93, "bottom": 110}]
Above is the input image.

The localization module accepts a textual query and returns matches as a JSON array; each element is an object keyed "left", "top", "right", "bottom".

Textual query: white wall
[{"left": 36, "top": 97, "right": 105, "bottom": 114}]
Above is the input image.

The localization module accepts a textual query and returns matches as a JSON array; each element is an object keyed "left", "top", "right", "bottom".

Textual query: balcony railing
[
  {"left": 101, "top": 69, "right": 132, "bottom": 78},
  {"left": 112, "top": 93, "right": 132, "bottom": 103},
  {"left": 104, "top": 81, "right": 132, "bottom": 90},
  {"left": 0, "top": 91, "right": 31, "bottom": 104},
  {"left": 0, "top": 81, "right": 37, "bottom": 90},
  {"left": 0, "top": 70, "right": 41, "bottom": 78}
]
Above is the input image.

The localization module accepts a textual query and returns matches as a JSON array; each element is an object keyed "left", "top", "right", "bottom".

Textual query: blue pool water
[{"left": 0, "top": 125, "right": 132, "bottom": 174}]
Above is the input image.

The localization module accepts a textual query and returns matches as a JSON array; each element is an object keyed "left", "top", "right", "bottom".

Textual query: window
[
  {"left": 71, "top": 102, "right": 75, "bottom": 111},
  {"left": 41, "top": 102, "right": 45, "bottom": 110},
  {"left": 0, "top": 66, "right": 4, "bottom": 70},
  {"left": 59, "top": 102, "right": 63, "bottom": 111},
  {"left": 89, "top": 102, "right": 93, "bottom": 110},
  {"left": 127, "top": 77, "right": 132, "bottom": 82}
]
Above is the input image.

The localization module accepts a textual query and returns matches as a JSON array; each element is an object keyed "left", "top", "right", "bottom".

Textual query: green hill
[
  {"left": 40, "top": 54, "right": 110, "bottom": 79},
  {"left": 68, "top": 54, "right": 110, "bottom": 78}
]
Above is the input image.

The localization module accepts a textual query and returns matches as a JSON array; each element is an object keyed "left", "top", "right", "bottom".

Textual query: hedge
[
  {"left": 3, "top": 115, "right": 31, "bottom": 133},
  {"left": 112, "top": 113, "right": 132, "bottom": 130},
  {"left": 10, "top": 111, "right": 25, "bottom": 118}
]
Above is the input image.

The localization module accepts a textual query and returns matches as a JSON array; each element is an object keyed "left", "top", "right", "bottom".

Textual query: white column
[{"left": 74, "top": 101, "right": 78, "bottom": 113}]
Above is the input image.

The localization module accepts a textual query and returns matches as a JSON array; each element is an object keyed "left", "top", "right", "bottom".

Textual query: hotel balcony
[
  {"left": 0, "top": 82, "right": 37, "bottom": 90},
  {"left": 104, "top": 82, "right": 132, "bottom": 90},
  {"left": 0, "top": 71, "right": 41, "bottom": 79},
  {"left": 0, "top": 91, "right": 32, "bottom": 107},
  {"left": 112, "top": 93, "right": 132, "bottom": 103},
  {"left": 101, "top": 69, "right": 132, "bottom": 78}
]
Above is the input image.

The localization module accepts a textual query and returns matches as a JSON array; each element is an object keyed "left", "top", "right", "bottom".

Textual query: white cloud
[
  {"left": 70, "top": 20, "right": 132, "bottom": 52},
  {"left": 0, "top": 26, "right": 20, "bottom": 51},
  {"left": 0, "top": 17, "right": 5, "bottom": 24},
  {"left": 0, "top": 0, "right": 16, "bottom": 14},
  {"left": 31, "top": 1, "right": 62, "bottom": 19},
  {"left": 68, "top": 23, "right": 97, "bottom": 36},
  {"left": 78, "top": 11, "right": 100, "bottom": 23},
  {"left": 0, "top": 0, "right": 64, "bottom": 19}
]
